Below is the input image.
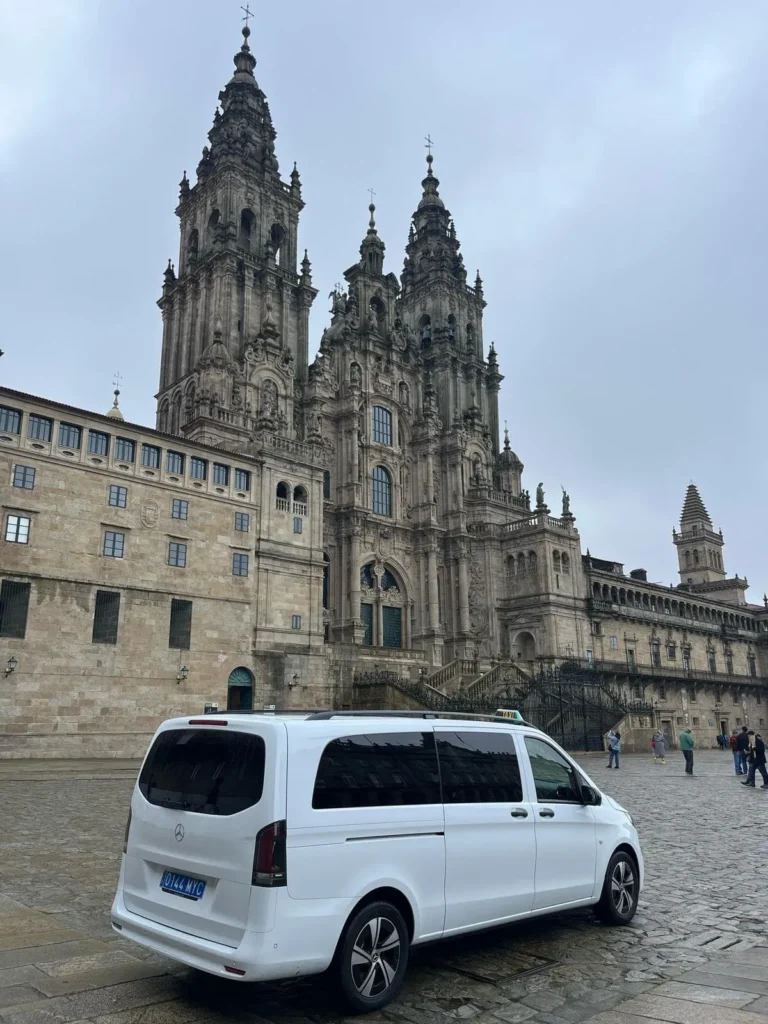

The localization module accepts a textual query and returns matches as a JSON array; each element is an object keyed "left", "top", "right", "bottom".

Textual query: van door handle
[
  {"left": 510, "top": 809, "right": 528, "bottom": 818},
  {"left": 538, "top": 809, "right": 555, "bottom": 818}
]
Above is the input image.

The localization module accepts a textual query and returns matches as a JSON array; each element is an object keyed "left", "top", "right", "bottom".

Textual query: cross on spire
[
  {"left": 112, "top": 371, "right": 123, "bottom": 394},
  {"left": 368, "top": 187, "right": 376, "bottom": 205},
  {"left": 424, "top": 133, "right": 434, "bottom": 156},
  {"left": 241, "top": 4, "right": 253, "bottom": 28}
]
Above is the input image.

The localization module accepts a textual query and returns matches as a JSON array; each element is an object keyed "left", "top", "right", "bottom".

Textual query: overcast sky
[{"left": 2, "top": 1, "right": 767, "bottom": 598}]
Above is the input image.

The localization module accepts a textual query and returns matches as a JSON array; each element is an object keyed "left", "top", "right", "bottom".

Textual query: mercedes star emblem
[{"left": 175, "top": 823, "right": 185, "bottom": 842}]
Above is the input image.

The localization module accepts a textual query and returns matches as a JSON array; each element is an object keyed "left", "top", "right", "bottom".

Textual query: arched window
[
  {"left": 562, "top": 553, "right": 570, "bottom": 574},
  {"left": 507, "top": 555, "right": 516, "bottom": 576},
  {"left": 528, "top": 551, "right": 537, "bottom": 572},
  {"left": 685, "top": 551, "right": 691, "bottom": 568},
  {"left": 276, "top": 481, "right": 290, "bottom": 511},
  {"left": 323, "top": 470, "right": 331, "bottom": 501},
  {"left": 205, "top": 209, "right": 220, "bottom": 249},
  {"left": 170, "top": 392, "right": 182, "bottom": 435},
  {"left": 553, "top": 551, "right": 561, "bottom": 573},
  {"left": 158, "top": 399, "right": 170, "bottom": 433},
  {"left": 372, "top": 406, "right": 392, "bottom": 446},
  {"left": 270, "top": 223, "right": 285, "bottom": 266},
  {"left": 293, "top": 485, "right": 308, "bottom": 515},
  {"left": 693, "top": 549, "right": 699, "bottom": 565},
  {"left": 372, "top": 466, "right": 392, "bottom": 517},
  {"left": 517, "top": 553, "right": 526, "bottom": 575},
  {"left": 239, "top": 209, "right": 255, "bottom": 251}
]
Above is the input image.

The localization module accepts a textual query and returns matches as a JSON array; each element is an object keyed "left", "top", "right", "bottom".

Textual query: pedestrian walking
[
  {"left": 680, "top": 728, "right": 695, "bottom": 775},
  {"left": 730, "top": 730, "right": 740, "bottom": 774},
  {"left": 607, "top": 730, "right": 621, "bottom": 769},
  {"left": 742, "top": 731, "right": 768, "bottom": 788},
  {"left": 651, "top": 730, "right": 666, "bottom": 764},
  {"left": 736, "top": 725, "right": 750, "bottom": 776}
]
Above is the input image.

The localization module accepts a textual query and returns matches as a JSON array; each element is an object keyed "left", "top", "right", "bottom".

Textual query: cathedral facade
[{"left": 1, "top": 27, "right": 767, "bottom": 757}]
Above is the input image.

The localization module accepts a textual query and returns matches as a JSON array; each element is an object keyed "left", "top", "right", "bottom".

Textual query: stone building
[{"left": 1, "top": 25, "right": 766, "bottom": 756}]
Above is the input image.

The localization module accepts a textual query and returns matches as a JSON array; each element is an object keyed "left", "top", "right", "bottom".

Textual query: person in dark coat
[
  {"left": 736, "top": 725, "right": 750, "bottom": 776},
  {"left": 741, "top": 731, "right": 768, "bottom": 788}
]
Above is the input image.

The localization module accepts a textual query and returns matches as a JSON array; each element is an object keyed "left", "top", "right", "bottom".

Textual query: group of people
[
  {"left": 605, "top": 724, "right": 766, "bottom": 786},
  {"left": 727, "top": 725, "right": 767, "bottom": 787}
]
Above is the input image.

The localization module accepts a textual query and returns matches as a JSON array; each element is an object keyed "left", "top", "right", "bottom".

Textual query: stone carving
[
  {"left": 468, "top": 554, "right": 489, "bottom": 636},
  {"left": 141, "top": 500, "right": 159, "bottom": 528},
  {"left": 306, "top": 408, "right": 322, "bottom": 440},
  {"left": 562, "top": 487, "right": 570, "bottom": 516},
  {"left": 350, "top": 361, "right": 362, "bottom": 387},
  {"left": 536, "top": 482, "right": 545, "bottom": 507}
]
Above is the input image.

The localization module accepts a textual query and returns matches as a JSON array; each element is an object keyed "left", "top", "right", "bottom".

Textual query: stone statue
[
  {"left": 307, "top": 409, "right": 321, "bottom": 439},
  {"left": 350, "top": 362, "right": 362, "bottom": 387},
  {"left": 561, "top": 487, "right": 570, "bottom": 516},
  {"left": 536, "top": 482, "right": 545, "bottom": 507}
]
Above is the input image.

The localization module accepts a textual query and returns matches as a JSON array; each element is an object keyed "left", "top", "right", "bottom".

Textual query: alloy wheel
[
  {"left": 610, "top": 858, "right": 636, "bottom": 917},
  {"left": 350, "top": 916, "right": 401, "bottom": 998}
]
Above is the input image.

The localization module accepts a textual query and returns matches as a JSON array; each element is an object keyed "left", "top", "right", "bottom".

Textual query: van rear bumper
[{"left": 111, "top": 885, "right": 342, "bottom": 983}]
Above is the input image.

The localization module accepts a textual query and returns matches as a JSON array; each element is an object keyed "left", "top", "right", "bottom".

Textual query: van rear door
[{"left": 122, "top": 720, "right": 285, "bottom": 948}]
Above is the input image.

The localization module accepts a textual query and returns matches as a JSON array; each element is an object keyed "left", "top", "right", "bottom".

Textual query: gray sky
[{"left": 2, "top": 1, "right": 767, "bottom": 599}]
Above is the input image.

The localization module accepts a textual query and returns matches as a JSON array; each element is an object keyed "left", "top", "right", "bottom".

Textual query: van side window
[
  {"left": 312, "top": 732, "right": 440, "bottom": 808},
  {"left": 524, "top": 737, "right": 581, "bottom": 803},
  {"left": 436, "top": 732, "right": 522, "bottom": 803}
]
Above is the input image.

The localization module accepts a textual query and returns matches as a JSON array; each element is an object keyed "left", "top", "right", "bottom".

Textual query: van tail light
[
  {"left": 123, "top": 807, "right": 132, "bottom": 854},
  {"left": 252, "top": 820, "right": 287, "bottom": 887}
]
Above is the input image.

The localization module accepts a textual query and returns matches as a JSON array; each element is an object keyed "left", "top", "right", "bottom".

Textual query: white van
[{"left": 111, "top": 710, "right": 642, "bottom": 1013}]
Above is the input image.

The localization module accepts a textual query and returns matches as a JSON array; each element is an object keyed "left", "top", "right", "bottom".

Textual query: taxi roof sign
[{"left": 496, "top": 708, "right": 524, "bottom": 722}]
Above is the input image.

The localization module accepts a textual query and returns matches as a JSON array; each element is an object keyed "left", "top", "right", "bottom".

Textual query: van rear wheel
[
  {"left": 336, "top": 900, "right": 409, "bottom": 1013},
  {"left": 595, "top": 850, "right": 639, "bottom": 925}
]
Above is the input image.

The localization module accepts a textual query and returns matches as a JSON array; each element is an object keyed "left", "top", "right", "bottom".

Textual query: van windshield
[{"left": 138, "top": 729, "right": 265, "bottom": 815}]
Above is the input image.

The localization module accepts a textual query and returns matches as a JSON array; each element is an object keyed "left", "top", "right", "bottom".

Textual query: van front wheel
[
  {"left": 595, "top": 850, "right": 639, "bottom": 925},
  {"left": 336, "top": 900, "right": 409, "bottom": 1013}
]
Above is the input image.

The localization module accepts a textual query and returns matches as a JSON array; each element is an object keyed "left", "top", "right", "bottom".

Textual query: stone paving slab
[{"left": 3, "top": 751, "right": 768, "bottom": 1024}]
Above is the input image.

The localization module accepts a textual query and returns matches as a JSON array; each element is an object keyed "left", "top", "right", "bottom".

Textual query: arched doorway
[
  {"left": 360, "top": 562, "right": 406, "bottom": 648},
  {"left": 227, "top": 666, "right": 254, "bottom": 711},
  {"left": 512, "top": 631, "right": 536, "bottom": 665}
]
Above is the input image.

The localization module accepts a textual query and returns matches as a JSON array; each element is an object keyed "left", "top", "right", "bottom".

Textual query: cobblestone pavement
[{"left": 2, "top": 750, "right": 768, "bottom": 1024}]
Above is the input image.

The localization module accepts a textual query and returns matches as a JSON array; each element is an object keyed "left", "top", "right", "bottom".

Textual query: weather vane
[
  {"left": 425, "top": 133, "right": 434, "bottom": 156},
  {"left": 241, "top": 4, "right": 253, "bottom": 29},
  {"left": 112, "top": 371, "right": 123, "bottom": 393}
]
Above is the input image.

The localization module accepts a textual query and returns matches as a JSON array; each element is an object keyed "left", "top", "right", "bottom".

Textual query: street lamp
[
  {"left": 289, "top": 673, "right": 301, "bottom": 689},
  {"left": 176, "top": 665, "right": 189, "bottom": 684},
  {"left": 5, "top": 656, "right": 17, "bottom": 676}
]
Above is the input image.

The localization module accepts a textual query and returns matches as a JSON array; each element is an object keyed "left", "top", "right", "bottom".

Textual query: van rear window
[{"left": 139, "top": 729, "right": 265, "bottom": 815}]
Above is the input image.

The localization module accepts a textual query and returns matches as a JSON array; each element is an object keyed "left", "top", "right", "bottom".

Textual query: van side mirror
[{"left": 580, "top": 785, "right": 601, "bottom": 806}]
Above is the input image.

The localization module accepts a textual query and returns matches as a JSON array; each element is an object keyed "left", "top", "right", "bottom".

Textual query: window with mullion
[
  {"left": 372, "top": 406, "right": 392, "bottom": 446},
  {"left": 88, "top": 431, "right": 110, "bottom": 456},
  {"left": 372, "top": 466, "right": 392, "bottom": 517},
  {"left": 27, "top": 415, "right": 52, "bottom": 442},
  {"left": 234, "top": 468, "right": 250, "bottom": 491},
  {"left": 168, "top": 541, "right": 187, "bottom": 568},
  {"left": 141, "top": 444, "right": 160, "bottom": 468},
  {"left": 58, "top": 423, "right": 82, "bottom": 449},
  {"left": 115, "top": 438, "right": 135, "bottom": 462},
  {"left": 213, "top": 463, "right": 229, "bottom": 486},
  {"left": 190, "top": 457, "right": 207, "bottom": 480},
  {"left": 12, "top": 465, "right": 35, "bottom": 490},
  {"left": 0, "top": 406, "right": 21, "bottom": 434}
]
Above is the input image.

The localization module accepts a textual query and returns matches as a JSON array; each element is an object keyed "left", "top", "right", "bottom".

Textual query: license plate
[{"left": 160, "top": 871, "right": 206, "bottom": 901}]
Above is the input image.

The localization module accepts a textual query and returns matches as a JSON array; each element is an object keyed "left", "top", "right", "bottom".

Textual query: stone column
[
  {"left": 428, "top": 543, "right": 440, "bottom": 632},
  {"left": 349, "top": 525, "right": 361, "bottom": 623},
  {"left": 458, "top": 545, "right": 470, "bottom": 634}
]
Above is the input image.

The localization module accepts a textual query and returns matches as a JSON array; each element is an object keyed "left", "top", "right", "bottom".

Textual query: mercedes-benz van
[{"left": 111, "top": 710, "right": 642, "bottom": 1013}]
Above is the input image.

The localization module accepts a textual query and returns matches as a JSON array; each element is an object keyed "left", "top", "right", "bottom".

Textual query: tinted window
[
  {"left": 313, "top": 731, "right": 440, "bottom": 809},
  {"left": 59, "top": 423, "right": 82, "bottom": 449},
  {"left": 0, "top": 580, "right": 31, "bottom": 638},
  {"left": 139, "top": 729, "right": 265, "bottom": 815},
  {"left": 169, "top": 598, "right": 192, "bottom": 649},
  {"left": 28, "top": 415, "right": 52, "bottom": 442},
  {"left": 437, "top": 731, "right": 523, "bottom": 803},
  {"left": 524, "top": 737, "right": 581, "bottom": 802}
]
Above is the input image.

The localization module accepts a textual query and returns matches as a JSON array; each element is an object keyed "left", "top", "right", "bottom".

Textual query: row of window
[
  {"left": 4, "top": 515, "right": 251, "bottom": 576},
  {"left": 11, "top": 467, "right": 253, "bottom": 531},
  {"left": 312, "top": 731, "right": 580, "bottom": 810},
  {"left": 0, "top": 582, "right": 303, "bottom": 644},
  {"left": 684, "top": 548, "right": 722, "bottom": 570},
  {"left": 586, "top": 638, "right": 757, "bottom": 679},
  {"left": 1, "top": 405, "right": 251, "bottom": 490}
]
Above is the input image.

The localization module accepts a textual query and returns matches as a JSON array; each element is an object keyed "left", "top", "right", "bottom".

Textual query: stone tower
[
  {"left": 156, "top": 24, "right": 317, "bottom": 449},
  {"left": 674, "top": 483, "right": 726, "bottom": 584}
]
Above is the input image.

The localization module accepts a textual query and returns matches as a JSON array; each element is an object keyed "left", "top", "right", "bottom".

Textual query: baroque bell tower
[{"left": 156, "top": 21, "right": 317, "bottom": 449}]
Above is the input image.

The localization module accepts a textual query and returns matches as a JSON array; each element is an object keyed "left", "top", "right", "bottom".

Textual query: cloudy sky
[{"left": 2, "top": 1, "right": 767, "bottom": 597}]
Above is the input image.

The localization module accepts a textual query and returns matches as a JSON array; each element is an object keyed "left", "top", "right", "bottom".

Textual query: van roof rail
[{"left": 304, "top": 709, "right": 536, "bottom": 727}]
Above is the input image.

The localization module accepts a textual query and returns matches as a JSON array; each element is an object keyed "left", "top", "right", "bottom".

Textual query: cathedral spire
[{"left": 359, "top": 194, "right": 385, "bottom": 276}]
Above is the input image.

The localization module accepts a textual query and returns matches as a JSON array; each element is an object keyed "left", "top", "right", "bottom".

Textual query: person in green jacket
[{"left": 680, "top": 728, "right": 695, "bottom": 775}]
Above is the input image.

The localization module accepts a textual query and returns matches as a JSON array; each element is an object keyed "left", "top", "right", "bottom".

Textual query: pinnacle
[{"left": 680, "top": 483, "right": 712, "bottom": 527}]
